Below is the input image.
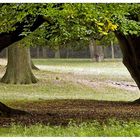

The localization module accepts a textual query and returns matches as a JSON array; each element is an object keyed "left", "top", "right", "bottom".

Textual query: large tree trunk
[
  {"left": 1, "top": 43, "right": 38, "bottom": 84},
  {"left": 115, "top": 32, "right": 140, "bottom": 91}
]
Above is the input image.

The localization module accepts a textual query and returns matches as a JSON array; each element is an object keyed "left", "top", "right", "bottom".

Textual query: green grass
[
  {"left": 0, "top": 78, "right": 139, "bottom": 103},
  {"left": 0, "top": 59, "right": 139, "bottom": 103},
  {"left": 33, "top": 58, "right": 132, "bottom": 81},
  {"left": 0, "top": 58, "right": 140, "bottom": 136},
  {"left": 1, "top": 120, "right": 140, "bottom": 136},
  {"left": 33, "top": 58, "right": 123, "bottom": 67},
  {"left": 0, "top": 59, "right": 139, "bottom": 102}
]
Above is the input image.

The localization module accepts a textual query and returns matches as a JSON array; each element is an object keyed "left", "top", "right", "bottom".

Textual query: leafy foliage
[{"left": 0, "top": 3, "right": 140, "bottom": 48}]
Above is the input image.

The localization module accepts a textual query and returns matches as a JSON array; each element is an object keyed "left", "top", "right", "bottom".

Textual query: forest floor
[{"left": 0, "top": 58, "right": 140, "bottom": 128}]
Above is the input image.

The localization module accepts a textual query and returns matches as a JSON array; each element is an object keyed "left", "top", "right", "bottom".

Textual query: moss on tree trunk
[{"left": 1, "top": 43, "right": 38, "bottom": 84}]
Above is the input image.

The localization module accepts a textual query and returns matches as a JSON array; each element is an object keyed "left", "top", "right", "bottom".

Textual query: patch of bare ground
[
  {"left": 72, "top": 77, "right": 139, "bottom": 91},
  {"left": 107, "top": 80, "right": 139, "bottom": 91},
  {"left": 0, "top": 100, "right": 140, "bottom": 127}
]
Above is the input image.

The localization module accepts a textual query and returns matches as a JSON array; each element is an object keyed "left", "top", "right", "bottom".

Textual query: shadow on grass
[{"left": 0, "top": 99, "right": 140, "bottom": 127}]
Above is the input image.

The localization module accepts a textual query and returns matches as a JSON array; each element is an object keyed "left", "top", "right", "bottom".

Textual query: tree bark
[
  {"left": 1, "top": 43, "right": 38, "bottom": 84},
  {"left": 111, "top": 41, "right": 115, "bottom": 59},
  {"left": 115, "top": 32, "right": 140, "bottom": 91}
]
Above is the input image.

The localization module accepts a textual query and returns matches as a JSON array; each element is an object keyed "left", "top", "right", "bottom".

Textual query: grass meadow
[{"left": 0, "top": 58, "right": 140, "bottom": 136}]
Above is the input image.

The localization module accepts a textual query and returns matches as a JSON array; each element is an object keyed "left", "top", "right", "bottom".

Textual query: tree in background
[{"left": 100, "top": 32, "right": 119, "bottom": 59}]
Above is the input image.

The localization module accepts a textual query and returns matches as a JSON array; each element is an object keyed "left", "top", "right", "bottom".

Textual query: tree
[
  {"left": 89, "top": 39, "right": 104, "bottom": 62},
  {"left": 114, "top": 5, "right": 140, "bottom": 91},
  {"left": 1, "top": 42, "right": 38, "bottom": 84},
  {"left": 100, "top": 32, "right": 118, "bottom": 59},
  {"left": 0, "top": 3, "right": 140, "bottom": 116},
  {"left": 89, "top": 39, "right": 94, "bottom": 60},
  {"left": 75, "top": 4, "right": 140, "bottom": 92},
  {"left": 1, "top": 4, "right": 140, "bottom": 88}
]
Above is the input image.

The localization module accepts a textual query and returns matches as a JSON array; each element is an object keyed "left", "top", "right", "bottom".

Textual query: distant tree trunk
[
  {"left": 36, "top": 47, "right": 40, "bottom": 58},
  {"left": 92, "top": 39, "right": 104, "bottom": 62},
  {"left": 42, "top": 47, "right": 47, "bottom": 58},
  {"left": 89, "top": 39, "right": 94, "bottom": 61},
  {"left": 111, "top": 41, "right": 115, "bottom": 59},
  {"left": 55, "top": 47, "right": 60, "bottom": 58},
  {"left": 66, "top": 43, "right": 71, "bottom": 58},
  {"left": 1, "top": 43, "right": 38, "bottom": 84},
  {"left": 66, "top": 48, "right": 69, "bottom": 58}
]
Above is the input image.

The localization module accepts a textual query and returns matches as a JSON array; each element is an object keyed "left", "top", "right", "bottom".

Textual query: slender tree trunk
[
  {"left": 66, "top": 43, "right": 71, "bottom": 58},
  {"left": 36, "top": 47, "right": 40, "bottom": 58},
  {"left": 115, "top": 32, "right": 140, "bottom": 91},
  {"left": 92, "top": 39, "right": 104, "bottom": 62},
  {"left": 66, "top": 47, "right": 70, "bottom": 58},
  {"left": 1, "top": 43, "right": 38, "bottom": 84},
  {"left": 55, "top": 48, "right": 60, "bottom": 58},
  {"left": 111, "top": 41, "right": 115, "bottom": 59},
  {"left": 42, "top": 47, "right": 47, "bottom": 58},
  {"left": 89, "top": 39, "right": 94, "bottom": 61}
]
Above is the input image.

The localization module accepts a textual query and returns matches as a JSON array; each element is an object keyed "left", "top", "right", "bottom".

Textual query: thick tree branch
[{"left": 0, "top": 15, "right": 47, "bottom": 51}]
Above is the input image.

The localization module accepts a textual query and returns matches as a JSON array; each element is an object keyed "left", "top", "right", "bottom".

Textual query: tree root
[
  {"left": 31, "top": 60, "right": 40, "bottom": 71},
  {"left": 0, "top": 102, "right": 31, "bottom": 117}
]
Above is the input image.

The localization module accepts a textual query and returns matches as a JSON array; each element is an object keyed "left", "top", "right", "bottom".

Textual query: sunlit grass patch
[
  {"left": 33, "top": 58, "right": 132, "bottom": 81},
  {"left": 1, "top": 120, "right": 140, "bottom": 136},
  {"left": 0, "top": 78, "right": 139, "bottom": 103}
]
